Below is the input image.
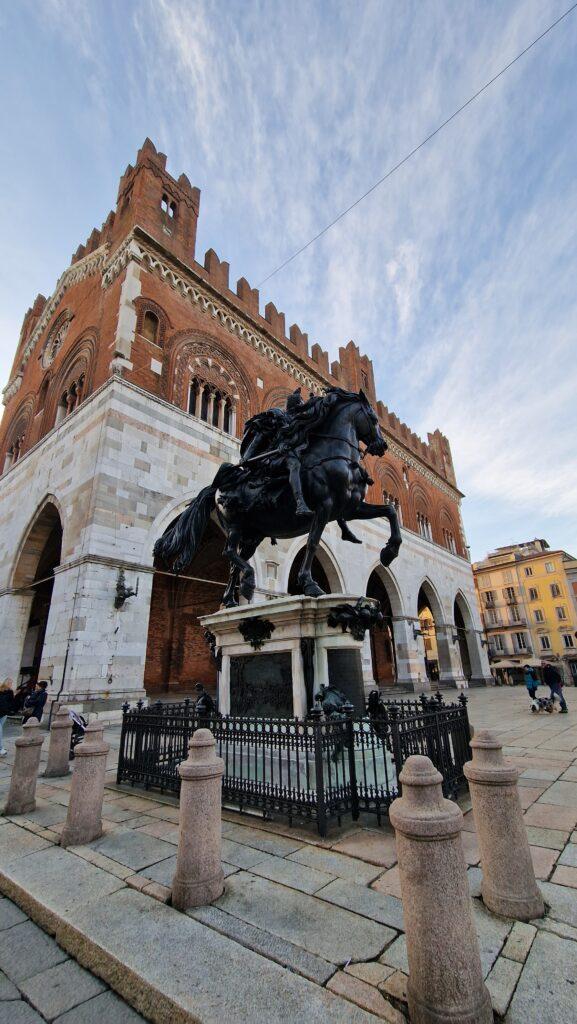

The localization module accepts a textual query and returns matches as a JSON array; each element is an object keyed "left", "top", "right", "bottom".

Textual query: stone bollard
[
  {"left": 60, "top": 721, "right": 109, "bottom": 848},
  {"left": 172, "top": 728, "right": 224, "bottom": 911},
  {"left": 464, "top": 729, "right": 544, "bottom": 920},
  {"left": 390, "top": 755, "right": 492, "bottom": 1024},
  {"left": 45, "top": 704, "right": 73, "bottom": 778},
  {"left": 4, "top": 720, "right": 44, "bottom": 815}
]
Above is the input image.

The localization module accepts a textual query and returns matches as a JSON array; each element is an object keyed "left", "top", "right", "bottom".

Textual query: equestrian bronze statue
[{"left": 154, "top": 387, "right": 402, "bottom": 606}]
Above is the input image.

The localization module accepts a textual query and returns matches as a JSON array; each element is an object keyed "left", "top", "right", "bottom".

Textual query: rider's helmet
[{"left": 285, "top": 388, "right": 303, "bottom": 413}]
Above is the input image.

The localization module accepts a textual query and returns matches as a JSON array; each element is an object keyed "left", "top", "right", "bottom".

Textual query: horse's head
[{"left": 354, "top": 391, "right": 387, "bottom": 457}]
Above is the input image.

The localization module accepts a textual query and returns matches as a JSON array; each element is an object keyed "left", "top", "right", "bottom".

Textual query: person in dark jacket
[
  {"left": 0, "top": 679, "right": 15, "bottom": 755},
  {"left": 542, "top": 662, "right": 568, "bottom": 713},
  {"left": 22, "top": 680, "right": 49, "bottom": 723}
]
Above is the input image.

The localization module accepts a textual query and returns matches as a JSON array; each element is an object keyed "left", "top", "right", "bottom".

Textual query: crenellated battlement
[{"left": 195, "top": 238, "right": 453, "bottom": 478}]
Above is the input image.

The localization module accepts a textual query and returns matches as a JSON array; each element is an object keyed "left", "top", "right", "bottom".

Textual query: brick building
[{"left": 0, "top": 140, "right": 490, "bottom": 712}]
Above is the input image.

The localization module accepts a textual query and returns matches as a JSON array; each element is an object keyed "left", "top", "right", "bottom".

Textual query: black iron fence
[{"left": 116, "top": 692, "right": 471, "bottom": 836}]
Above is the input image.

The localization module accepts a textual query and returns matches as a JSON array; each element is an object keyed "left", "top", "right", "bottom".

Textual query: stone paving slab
[
  {"left": 0, "top": 967, "right": 20, "bottom": 1000},
  {"left": 0, "top": 919, "right": 69, "bottom": 983},
  {"left": 57, "top": 886, "right": 382, "bottom": 1022},
  {"left": 524, "top": 826, "right": 569, "bottom": 851},
  {"left": 471, "top": 901, "right": 515, "bottom": 978},
  {"left": 88, "top": 828, "right": 176, "bottom": 870},
  {"left": 0, "top": 847, "right": 126, "bottom": 933},
  {"left": 220, "top": 837, "right": 277, "bottom": 869},
  {"left": 558, "top": 842, "right": 577, "bottom": 867},
  {"left": 0, "top": 1001, "right": 45, "bottom": 1023},
  {"left": 20, "top": 958, "right": 108, "bottom": 1020},
  {"left": 54, "top": 990, "right": 146, "bottom": 1023},
  {"left": 190, "top": 904, "right": 336, "bottom": 985},
  {"left": 21, "top": 803, "right": 69, "bottom": 828},
  {"left": 220, "top": 824, "right": 305, "bottom": 857},
  {"left": 247, "top": 850, "right": 336, "bottom": 894},
  {"left": 0, "top": 895, "right": 27, "bottom": 929},
  {"left": 0, "top": 822, "right": 51, "bottom": 861},
  {"left": 214, "top": 871, "right": 394, "bottom": 964},
  {"left": 330, "top": 830, "right": 398, "bottom": 868},
  {"left": 540, "top": 880, "right": 577, "bottom": 928},
  {"left": 317, "top": 877, "right": 404, "bottom": 930},
  {"left": 485, "top": 956, "right": 522, "bottom": 1017},
  {"left": 506, "top": 930, "right": 577, "bottom": 1023},
  {"left": 287, "top": 844, "right": 383, "bottom": 883},
  {"left": 538, "top": 781, "right": 577, "bottom": 807}
]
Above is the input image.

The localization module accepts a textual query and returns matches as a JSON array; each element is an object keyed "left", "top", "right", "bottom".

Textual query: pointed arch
[
  {"left": 283, "top": 537, "right": 345, "bottom": 595},
  {"left": 11, "top": 495, "right": 65, "bottom": 589},
  {"left": 165, "top": 331, "right": 256, "bottom": 434}
]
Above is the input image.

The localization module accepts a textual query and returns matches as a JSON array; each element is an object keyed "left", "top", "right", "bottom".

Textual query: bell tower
[{"left": 111, "top": 138, "right": 201, "bottom": 265}]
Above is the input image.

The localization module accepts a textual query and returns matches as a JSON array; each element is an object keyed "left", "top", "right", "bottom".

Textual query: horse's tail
[{"left": 154, "top": 483, "right": 217, "bottom": 573}]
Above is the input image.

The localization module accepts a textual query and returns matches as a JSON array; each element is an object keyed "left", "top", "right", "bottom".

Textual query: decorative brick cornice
[
  {"left": 2, "top": 245, "right": 109, "bottom": 404},
  {"left": 101, "top": 230, "right": 463, "bottom": 503}
]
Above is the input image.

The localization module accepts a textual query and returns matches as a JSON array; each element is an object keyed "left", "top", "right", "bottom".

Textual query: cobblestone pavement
[{"left": 1, "top": 685, "right": 577, "bottom": 1022}]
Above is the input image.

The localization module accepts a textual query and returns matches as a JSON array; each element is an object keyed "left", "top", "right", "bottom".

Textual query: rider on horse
[{"left": 239, "top": 388, "right": 361, "bottom": 540}]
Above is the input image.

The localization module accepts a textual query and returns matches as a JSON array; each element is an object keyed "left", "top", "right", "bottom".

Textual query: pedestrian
[
  {"left": 523, "top": 666, "right": 539, "bottom": 706},
  {"left": 0, "top": 679, "right": 16, "bottom": 756},
  {"left": 22, "top": 680, "right": 49, "bottom": 723},
  {"left": 542, "top": 662, "right": 568, "bottom": 714}
]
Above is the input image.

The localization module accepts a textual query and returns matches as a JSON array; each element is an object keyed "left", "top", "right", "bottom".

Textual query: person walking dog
[
  {"left": 524, "top": 666, "right": 539, "bottom": 704},
  {"left": 543, "top": 662, "right": 568, "bottom": 714}
]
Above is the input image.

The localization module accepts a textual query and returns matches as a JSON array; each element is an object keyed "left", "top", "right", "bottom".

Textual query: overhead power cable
[{"left": 258, "top": 3, "right": 577, "bottom": 286}]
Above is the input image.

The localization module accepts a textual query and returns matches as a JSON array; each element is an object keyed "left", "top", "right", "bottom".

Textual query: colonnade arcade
[{"left": 6, "top": 496, "right": 485, "bottom": 699}]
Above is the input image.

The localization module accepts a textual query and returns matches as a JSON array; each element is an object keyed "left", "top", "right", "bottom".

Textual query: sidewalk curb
[{"left": 0, "top": 865, "right": 201, "bottom": 1024}]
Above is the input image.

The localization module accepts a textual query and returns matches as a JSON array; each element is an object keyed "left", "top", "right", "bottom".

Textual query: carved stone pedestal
[{"left": 201, "top": 594, "right": 378, "bottom": 718}]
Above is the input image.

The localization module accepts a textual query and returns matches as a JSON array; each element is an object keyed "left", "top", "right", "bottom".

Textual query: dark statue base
[{"left": 201, "top": 594, "right": 377, "bottom": 718}]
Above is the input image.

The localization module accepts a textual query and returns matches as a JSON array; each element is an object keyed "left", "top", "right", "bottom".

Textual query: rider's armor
[{"left": 240, "top": 389, "right": 312, "bottom": 516}]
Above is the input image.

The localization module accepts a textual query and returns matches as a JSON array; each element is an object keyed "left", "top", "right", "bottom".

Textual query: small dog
[{"left": 531, "top": 696, "right": 554, "bottom": 714}]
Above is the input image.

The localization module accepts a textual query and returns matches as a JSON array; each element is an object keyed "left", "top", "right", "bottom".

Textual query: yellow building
[{"left": 472, "top": 539, "right": 577, "bottom": 686}]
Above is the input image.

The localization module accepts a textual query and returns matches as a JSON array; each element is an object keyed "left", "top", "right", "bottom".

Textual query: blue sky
[{"left": 1, "top": 0, "right": 576, "bottom": 561}]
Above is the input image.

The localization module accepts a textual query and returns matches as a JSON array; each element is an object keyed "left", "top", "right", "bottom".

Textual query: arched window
[
  {"left": 382, "top": 489, "right": 403, "bottom": 526},
  {"left": 37, "top": 378, "right": 50, "bottom": 414},
  {"left": 200, "top": 384, "right": 211, "bottom": 422},
  {"left": 161, "top": 194, "right": 177, "bottom": 218},
  {"left": 188, "top": 379, "right": 199, "bottom": 416},
  {"left": 55, "top": 372, "right": 85, "bottom": 425},
  {"left": 3, "top": 434, "right": 24, "bottom": 474},
  {"left": 416, "top": 510, "right": 432, "bottom": 541},
  {"left": 187, "top": 375, "right": 237, "bottom": 436},
  {"left": 223, "top": 398, "right": 232, "bottom": 434},
  {"left": 142, "top": 311, "right": 159, "bottom": 345},
  {"left": 443, "top": 528, "right": 456, "bottom": 554},
  {"left": 212, "top": 391, "right": 221, "bottom": 427}
]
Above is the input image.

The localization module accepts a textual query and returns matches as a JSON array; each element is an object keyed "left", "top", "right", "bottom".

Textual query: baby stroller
[
  {"left": 530, "top": 695, "right": 554, "bottom": 714},
  {"left": 69, "top": 710, "right": 87, "bottom": 758}
]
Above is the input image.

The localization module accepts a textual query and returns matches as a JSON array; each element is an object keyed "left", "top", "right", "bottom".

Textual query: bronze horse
[{"left": 154, "top": 388, "right": 402, "bottom": 606}]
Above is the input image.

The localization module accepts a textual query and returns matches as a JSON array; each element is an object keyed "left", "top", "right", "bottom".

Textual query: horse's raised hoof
[
  {"left": 380, "top": 540, "right": 401, "bottom": 567},
  {"left": 298, "top": 574, "right": 325, "bottom": 598}
]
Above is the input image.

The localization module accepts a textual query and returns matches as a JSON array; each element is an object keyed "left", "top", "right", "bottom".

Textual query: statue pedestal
[{"left": 201, "top": 594, "right": 371, "bottom": 718}]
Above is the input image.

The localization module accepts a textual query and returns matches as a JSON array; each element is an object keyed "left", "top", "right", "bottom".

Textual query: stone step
[{"left": 0, "top": 832, "right": 383, "bottom": 1024}]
